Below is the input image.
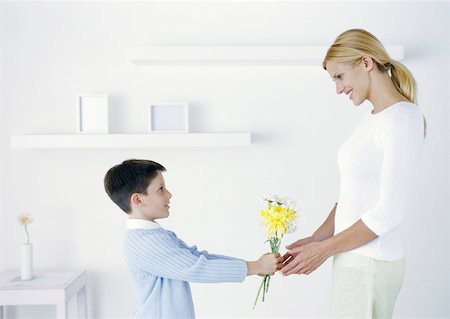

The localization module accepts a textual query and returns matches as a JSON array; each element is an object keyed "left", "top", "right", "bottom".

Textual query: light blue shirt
[{"left": 124, "top": 219, "right": 247, "bottom": 318}]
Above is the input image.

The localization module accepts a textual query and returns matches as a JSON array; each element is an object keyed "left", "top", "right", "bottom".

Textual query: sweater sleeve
[
  {"left": 124, "top": 229, "right": 247, "bottom": 283},
  {"left": 171, "top": 231, "right": 243, "bottom": 261},
  {"left": 361, "top": 106, "right": 424, "bottom": 236}
]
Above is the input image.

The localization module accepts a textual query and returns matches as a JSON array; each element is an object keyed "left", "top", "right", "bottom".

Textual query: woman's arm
[
  {"left": 323, "top": 219, "right": 377, "bottom": 256},
  {"left": 281, "top": 219, "right": 377, "bottom": 275},
  {"left": 285, "top": 203, "right": 337, "bottom": 252},
  {"left": 312, "top": 202, "right": 337, "bottom": 241}
]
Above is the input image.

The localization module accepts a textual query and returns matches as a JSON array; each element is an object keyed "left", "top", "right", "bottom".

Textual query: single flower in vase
[
  {"left": 17, "top": 213, "right": 34, "bottom": 280},
  {"left": 17, "top": 213, "right": 33, "bottom": 244},
  {"left": 253, "top": 194, "right": 298, "bottom": 309}
]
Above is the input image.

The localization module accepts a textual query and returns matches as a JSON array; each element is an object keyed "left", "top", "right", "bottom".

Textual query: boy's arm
[
  {"left": 174, "top": 232, "right": 281, "bottom": 276},
  {"left": 126, "top": 230, "right": 278, "bottom": 283},
  {"left": 174, "top": 233, "right": 240, "bottom": 261}
]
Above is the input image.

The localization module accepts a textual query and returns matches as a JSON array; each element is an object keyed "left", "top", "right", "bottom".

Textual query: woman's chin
[{"left": 352, "top": 99, "right": 363, "bottom": 106}]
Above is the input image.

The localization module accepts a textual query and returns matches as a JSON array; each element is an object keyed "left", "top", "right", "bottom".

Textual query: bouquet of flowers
[{"left": 253, "top": 194, "right": 298, "bottom": 309}]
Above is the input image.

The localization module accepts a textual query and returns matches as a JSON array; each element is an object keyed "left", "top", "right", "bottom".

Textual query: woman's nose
[{"left": 335, "top": 83, "right": 344, "bottom": 95}]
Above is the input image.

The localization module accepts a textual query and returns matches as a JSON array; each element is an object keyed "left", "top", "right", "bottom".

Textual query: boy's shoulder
[
  {"left": 123, "top": 228, "right": 183, "bottom": 260},
  {"left": 126, "top": 227, "right": 168, "bottom": 236},
  {"left": 125, "top": 227, "right": 178, "bottom": 243}
]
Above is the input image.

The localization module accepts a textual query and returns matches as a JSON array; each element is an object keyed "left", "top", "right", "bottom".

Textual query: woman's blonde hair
[{"left": 322, "top": 29, "right": 417, "bottom": 105}]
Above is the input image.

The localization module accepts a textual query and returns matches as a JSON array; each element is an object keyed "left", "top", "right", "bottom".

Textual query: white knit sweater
[{"left": 335, "top": 101, "right": 424, "bottom": 261}]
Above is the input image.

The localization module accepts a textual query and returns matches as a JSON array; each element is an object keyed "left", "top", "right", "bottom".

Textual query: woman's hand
[
  {"left": 281, "top": 236, "right": 316, "bottom": 265},
  {"left": 280, "top": 203, "right": 338, "bottom": 276},
  {"left": 286, "top": 236, "right": 316, "bottom": 250},
  {"left": 281, "top": 241, "right": 331, "bottom": 276}
]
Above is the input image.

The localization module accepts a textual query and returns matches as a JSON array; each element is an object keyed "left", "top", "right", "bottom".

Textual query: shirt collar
[{"left": 127, "top": 219, "right": 161, "bottom": 230}]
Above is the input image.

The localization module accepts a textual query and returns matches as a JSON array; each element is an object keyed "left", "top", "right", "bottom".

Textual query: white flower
[
  {"left": 17, "top": 214, "right": 33, "bottom": 226},
  {"left": 285, "top": 199, "right": 297, "bottom": 209},
  {"left": 261, "top": 194, "right": 297, "bottom": 209},
  {"left": 286, "top": 219, "right": 298, "bottom": 234},
  {"left": 261, "top": 194, "right": 276, "bottom": 205},
  {"left": 17, "top": 213, "right": 33, "bottom": 244}
]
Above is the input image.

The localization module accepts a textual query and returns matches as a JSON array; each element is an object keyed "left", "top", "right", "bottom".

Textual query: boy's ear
[{"left": 130, "top": 193, "right": 142, "bottom": 207}]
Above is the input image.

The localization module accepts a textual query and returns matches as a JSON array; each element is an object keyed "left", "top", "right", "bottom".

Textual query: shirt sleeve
[
  {"left": 361, "top": 106, "right": 424, "bottom": 236},
  {"left": 124, "top": 229, "right": 247, "bottom": 283}
]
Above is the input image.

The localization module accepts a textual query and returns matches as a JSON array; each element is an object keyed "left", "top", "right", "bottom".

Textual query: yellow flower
[
  {"left": 260, "top": 205, "right": 297, "bottom": 239},
  {"left": 17, "top": 214, "right": 33, "bottom": 226}
]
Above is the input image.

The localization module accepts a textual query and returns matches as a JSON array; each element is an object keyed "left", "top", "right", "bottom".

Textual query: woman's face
[{"left": 325, "top": 59, "right": 370, "bottom": 106}]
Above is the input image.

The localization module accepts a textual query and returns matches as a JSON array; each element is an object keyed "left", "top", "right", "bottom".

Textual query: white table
[{"left": 0, "top": 270, "right": 87, "bottom": 319}]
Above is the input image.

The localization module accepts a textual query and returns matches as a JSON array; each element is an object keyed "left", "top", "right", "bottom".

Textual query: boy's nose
[{"left": 336, "top": 83, "right": 344, "bottom": 95}]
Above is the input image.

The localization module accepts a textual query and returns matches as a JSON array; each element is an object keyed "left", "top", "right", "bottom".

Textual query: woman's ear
[{"left": 361, "top": 56, "right": 374, "bottom": 71}]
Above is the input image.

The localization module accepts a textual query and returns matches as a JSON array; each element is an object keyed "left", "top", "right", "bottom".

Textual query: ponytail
[
  {"left": 390, "top": 60, "right": 426, "bottom": 137},
  {"left": 390, "top": 60, "right": 417, "bottom": 104}
]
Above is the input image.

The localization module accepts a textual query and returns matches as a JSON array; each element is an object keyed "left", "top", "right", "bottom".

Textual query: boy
[{"left": 104, "top": 159, "right": 282, "bottom": 319}]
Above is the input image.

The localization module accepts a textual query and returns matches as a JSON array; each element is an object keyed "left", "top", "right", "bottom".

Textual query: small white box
[
  {"left": 77, "top": 94, "right": 109, "bottom": 134},
  {"left": 148, "top": 103, "right": 189, "bottom": 133}
]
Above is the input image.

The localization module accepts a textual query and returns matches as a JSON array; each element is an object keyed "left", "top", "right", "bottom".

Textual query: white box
[
  {"left": 77, "top": 94, "right": 109, "bottom": 134},
  {"left": 148, "top": 103, "right": 189, "bottom": 133}
]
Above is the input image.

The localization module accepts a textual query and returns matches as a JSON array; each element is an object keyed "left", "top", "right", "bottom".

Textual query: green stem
[
  {"left": 253, "top": 234, "right": 284, "bottom": 309},
  {"left": 265, "top": 275, "right": 271, "bottom": 294},
  {"left": 253, "top": 275, "right": 266, "bottom": 309},
  {"left": 262, "top": 275, "right": 268, "bottom": 301}
]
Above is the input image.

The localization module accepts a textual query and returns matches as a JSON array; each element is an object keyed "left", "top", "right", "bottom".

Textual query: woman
[{"left": 281, "top": 29, "right": 425, "bottom": 318}]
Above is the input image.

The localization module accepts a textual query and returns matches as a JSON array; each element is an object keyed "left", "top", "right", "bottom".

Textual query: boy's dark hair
[{"left": 104, "top": 159, "right": 166, "bottom": 213}]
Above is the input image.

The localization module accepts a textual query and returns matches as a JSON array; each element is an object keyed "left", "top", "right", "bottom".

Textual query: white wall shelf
[
  {"left": 10, "top": 133, "right": 251, "bottom": 149},
  {"left": 128, "top": 45, "right": 404, "bottom": 66}
]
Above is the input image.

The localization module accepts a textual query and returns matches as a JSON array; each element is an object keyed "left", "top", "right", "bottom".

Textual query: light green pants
[{"left": 331, "top": 252, "right": 405, "bottom": 319}]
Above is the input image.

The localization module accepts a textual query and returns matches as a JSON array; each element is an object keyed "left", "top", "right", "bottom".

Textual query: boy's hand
[{"left": 246, "top": 253, "right": 284, "bottom": 276}]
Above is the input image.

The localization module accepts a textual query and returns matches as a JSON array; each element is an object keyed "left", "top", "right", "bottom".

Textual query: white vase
[{"left": 21, "top": 243, "right": 33, "bottom": 280}]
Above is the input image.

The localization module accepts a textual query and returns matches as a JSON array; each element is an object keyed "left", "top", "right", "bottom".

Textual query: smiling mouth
[{"left": 347, "top": 90, "right": 353, "bottom": 99}]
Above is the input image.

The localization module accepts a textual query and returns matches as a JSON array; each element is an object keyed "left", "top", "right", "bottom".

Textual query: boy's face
[{"left": 131, "top": 171, "right": 172, "bottom": 221}]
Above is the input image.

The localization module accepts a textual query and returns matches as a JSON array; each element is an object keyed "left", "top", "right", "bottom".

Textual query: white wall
[
  {"left": 0, "top": 1, "right": 448, "bottom": 318},
  {"left": 0, "top": 2, "right": 5, "bottom": 292}
]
